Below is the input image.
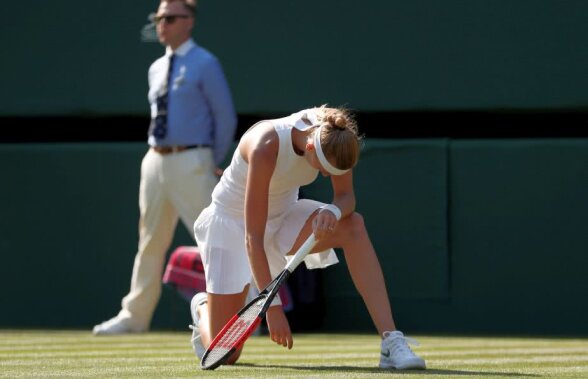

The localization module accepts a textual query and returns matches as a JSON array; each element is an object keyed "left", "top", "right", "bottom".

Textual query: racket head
[{"left": 200, "top": 294, "right": 267, "bottom": 370}]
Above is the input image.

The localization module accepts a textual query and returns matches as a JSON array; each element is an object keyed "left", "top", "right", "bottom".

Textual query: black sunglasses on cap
[{"left": 152, "top": 14, "right": 191, "bottom": 24}]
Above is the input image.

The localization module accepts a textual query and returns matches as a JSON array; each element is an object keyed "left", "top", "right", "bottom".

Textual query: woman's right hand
[{"left": 265, "top": 306, "right": 293, "bottom": 349}]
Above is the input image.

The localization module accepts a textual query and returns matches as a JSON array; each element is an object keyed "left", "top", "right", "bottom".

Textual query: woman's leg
[
  {"left": 336, "top": 213, "right": 396, "bottom": 334},
  {"left": 288, "top": 209, "right": 425, "bottom": 369},
  {"left": 197, "top": 285, "right": 250, "bottom": 364},
  {"left": 290, "top": 211, "right": 396, "bottom": 335}
]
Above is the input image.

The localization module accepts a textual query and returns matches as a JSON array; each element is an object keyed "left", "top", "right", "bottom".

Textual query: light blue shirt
[{"left": 148, "top": 39, "right": 237, "bottom": 166}]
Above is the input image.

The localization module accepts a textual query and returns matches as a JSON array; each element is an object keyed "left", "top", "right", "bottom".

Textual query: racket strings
[{"left": 202, "top": 298, "right": 265, "bottom": 365}]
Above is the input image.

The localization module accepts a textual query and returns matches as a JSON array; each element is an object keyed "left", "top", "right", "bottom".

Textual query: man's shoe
[
  {"left": 379, "top": 330, "right": 426, "bottom": 370},
  {"left": 92, "top": 315, "right": 145, "bottom": 336},
  {"left": 189, "top": 292, "right": 208, "bottom": 359}
]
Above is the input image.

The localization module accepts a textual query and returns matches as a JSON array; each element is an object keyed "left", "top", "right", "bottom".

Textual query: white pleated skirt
[{"left": 193, "top": 198, "right": 339, "bottom": 294}]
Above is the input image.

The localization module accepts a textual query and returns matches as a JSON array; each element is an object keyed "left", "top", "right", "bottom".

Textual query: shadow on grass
[{"left": 236, "top": 363, "right": 539, "bottom": 377}]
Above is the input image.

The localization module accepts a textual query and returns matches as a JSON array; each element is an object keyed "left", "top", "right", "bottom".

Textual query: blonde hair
[{"left": 314, "top": 105, "right": 362, "bottom": 171}]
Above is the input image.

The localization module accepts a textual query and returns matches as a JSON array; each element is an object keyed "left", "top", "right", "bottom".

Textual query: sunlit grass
[{"left": 1, "top": 330, "right": 587, "bottom": 378}]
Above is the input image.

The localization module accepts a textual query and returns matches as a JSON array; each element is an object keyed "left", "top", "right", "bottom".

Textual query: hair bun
[{"left": 327, "top": 114, "right": 346, "bottom": 130}]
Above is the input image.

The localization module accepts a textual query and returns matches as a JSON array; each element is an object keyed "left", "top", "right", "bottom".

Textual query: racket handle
[{"left": 285, "top": 234, "right": 317, "bottom": 273}]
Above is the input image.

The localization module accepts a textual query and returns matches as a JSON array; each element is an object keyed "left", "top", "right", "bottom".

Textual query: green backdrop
[
  {"left": 1, "top": 139, "right": 587, "bottom": 335},
  {"left": 3, "top": 0, "right": 588, "bottom": 116}
]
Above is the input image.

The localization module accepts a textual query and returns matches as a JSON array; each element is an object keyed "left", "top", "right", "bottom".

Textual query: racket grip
[{"left": 285, "top": 234, "right": 316, "bottom": 273}]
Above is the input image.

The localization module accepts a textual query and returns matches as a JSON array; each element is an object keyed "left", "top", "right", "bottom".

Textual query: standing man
[{"left": 93, "top": 0, "right": 237, "bottom": 335}]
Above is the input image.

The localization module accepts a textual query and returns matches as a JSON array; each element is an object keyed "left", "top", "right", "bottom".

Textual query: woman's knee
[
  {"left": 225, "top": 348, "right": 244, "bottom": 365},
  {"left": 342, "top": 212, "right": 366, "bottom": 236}
]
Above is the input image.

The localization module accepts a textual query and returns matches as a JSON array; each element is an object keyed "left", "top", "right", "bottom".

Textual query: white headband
[{"left": 313, "top": 125, "right": 349, "bottom": 176}]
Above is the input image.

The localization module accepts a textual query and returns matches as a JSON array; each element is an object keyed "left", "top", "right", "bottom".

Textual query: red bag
[{"left": 162, "top": 246, "right": 206, "bottom": 301}]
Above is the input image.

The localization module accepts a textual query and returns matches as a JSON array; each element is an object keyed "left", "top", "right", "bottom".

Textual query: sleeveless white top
[{"left": 211, "top": 109, "right": 319, "bottom": 218}]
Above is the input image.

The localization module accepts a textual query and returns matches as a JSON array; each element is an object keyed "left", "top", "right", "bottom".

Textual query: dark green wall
[
  {"left": 1, "top": 140, "right": 587, "bottom": 335},
  {"left": 312, "top": 139, "right": 588, "bottom": 335},
  {"left": 0, "top": 144, "right": 194, "bottom": 329},
  {"left": 3, "top": 1, "right": 588, "bottom": 116}
]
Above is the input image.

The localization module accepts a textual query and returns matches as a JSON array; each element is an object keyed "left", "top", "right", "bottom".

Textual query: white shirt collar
[{"left": 165, "top": 38, "right": 195, "bottom": 57}]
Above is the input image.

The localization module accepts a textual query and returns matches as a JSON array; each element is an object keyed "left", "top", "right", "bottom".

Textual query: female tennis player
[{"left": 189, "top": 105, "right": 426, "bottom": 370}]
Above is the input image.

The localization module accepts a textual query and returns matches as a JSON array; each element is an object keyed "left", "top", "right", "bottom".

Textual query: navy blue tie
[{"left": 149, "top": 54, "right": 175, "bottom": 140}]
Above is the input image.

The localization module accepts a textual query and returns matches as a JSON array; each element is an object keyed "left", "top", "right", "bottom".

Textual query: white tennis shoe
[
  {"left": 92, "top": 315, "right": 145, "bottom": 335},
  {"left": 189, "top": 292, "right": 208, "bottom": 359},
  {"left": 379, "top": 330, "right": 426, "bottom": 370}
]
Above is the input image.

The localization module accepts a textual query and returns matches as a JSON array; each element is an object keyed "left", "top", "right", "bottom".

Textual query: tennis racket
[{"left": 200, "top": 234, "right": 317, "bottom": 370}]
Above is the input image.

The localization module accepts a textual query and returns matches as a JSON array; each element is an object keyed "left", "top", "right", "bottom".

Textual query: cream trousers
[{"left": 117, "top": 147, "right": 217, "bottom": 329}]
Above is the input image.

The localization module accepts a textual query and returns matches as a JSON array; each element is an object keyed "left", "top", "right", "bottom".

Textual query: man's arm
[{"left": 201, "top": 57, "right": 238, "bottom": 167}]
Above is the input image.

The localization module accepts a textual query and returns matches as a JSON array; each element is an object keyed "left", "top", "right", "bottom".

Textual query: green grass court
[{"left": 1, "top": 330, "right": 587, "bottom": 378}]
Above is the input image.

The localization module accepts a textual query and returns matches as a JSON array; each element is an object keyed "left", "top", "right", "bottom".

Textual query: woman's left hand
[{"left": 312, "top": 209, "right": 338, "bottom": 240}]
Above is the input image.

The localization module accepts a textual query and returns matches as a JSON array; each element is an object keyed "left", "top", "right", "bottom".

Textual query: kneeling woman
[{"left": 190, "top": 105, "right": 425, "bottom": 370}]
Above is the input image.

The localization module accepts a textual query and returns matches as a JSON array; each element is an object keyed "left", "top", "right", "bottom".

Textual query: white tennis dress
[{"left": 194, "top": 109, "right": 339, "bottom": 294}]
